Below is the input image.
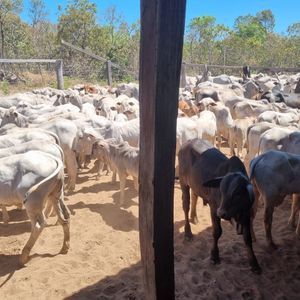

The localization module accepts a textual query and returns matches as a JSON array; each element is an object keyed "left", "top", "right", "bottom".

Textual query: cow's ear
[{"left": 203, "top": 177, "right": 223, "bottom": 188}]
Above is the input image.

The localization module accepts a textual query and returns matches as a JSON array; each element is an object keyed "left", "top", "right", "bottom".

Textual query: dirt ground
[{"left": 0, "top": 160, "right": 300, "bottom": 300}]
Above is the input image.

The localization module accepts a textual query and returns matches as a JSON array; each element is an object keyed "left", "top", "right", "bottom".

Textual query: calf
[
  {"left": 92, "top": 140, "right": 139, "bottom": 205},
  {"left": 250, "top": 150, "right": 300, "bottom": 248},
  {"left": 179, "top": 139, "right": 261, "bottom": 273},
  {"left": 0, "top": 151, "right": 70, "bottom": 265}
]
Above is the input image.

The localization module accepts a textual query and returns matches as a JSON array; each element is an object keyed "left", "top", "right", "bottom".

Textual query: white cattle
[
  {"left": 258, "top": 127, "right": 300, "bottom": 155},
  {"left": 250, "top": 150, "right": 300, "bottom": 247},
  {"left": 228, "top": 117, "right": 254, "bottom": 158},
  {"left": 257, "top": 110, "right": 299, "bottom": 127},
  {"left": 232, "top": 100, "right": 272, "bottom": 119},
  {"left": 101, "top": 118, "right": 140, "bottom": 147},
  {"left": 0, "top": 151, "right": 70, "bottom": 265},
  {"left": 210, "top": 103, "right": 234, "bottom": 148},
  {"left": 244, "top": 122, "right": 276, "bottom": 170},
  {"left": 0, "top": 129, "right": 59, "bottom": 149},
  {"left": 118, "top": 97, "right": 139, "bottom": 120},
  {"left": 193, "top": 111, "right": 217, "bottom": 145},
  {"left": 32, "top": 119, "right": 79, "bottom": 191},
  {"left": 92, "top": 140, "right": 139, "bottom": 205},
  {"left": 96, "top": 97, "right": 118, "bottom": 121}
]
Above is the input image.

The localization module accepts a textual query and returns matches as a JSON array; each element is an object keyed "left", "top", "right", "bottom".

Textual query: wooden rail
[
  {"left": 61, "top": 39, "right": 138, "bottom": 84},
  {"left": 184, "top": 62, "right": 300, "bottom": 73},
  {"left": 0, "top": 58, "right": 64, "bottom": 89}
]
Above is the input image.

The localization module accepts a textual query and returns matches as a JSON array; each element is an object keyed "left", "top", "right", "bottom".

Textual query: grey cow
[
  {"left": 178, "top": 139, "right": 261, "bottom": 273},
  {"left": 250, "top": 150, "right": 300, "bottom": 248}
]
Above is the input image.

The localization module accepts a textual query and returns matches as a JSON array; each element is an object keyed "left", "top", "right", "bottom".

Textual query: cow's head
[{"left": 203, "top": 172, "right": 254, "bottom": 222}]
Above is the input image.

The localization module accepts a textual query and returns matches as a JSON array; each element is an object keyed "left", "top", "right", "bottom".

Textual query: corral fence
[
  {"left": 182, "top": 62, "right": 300, "bottom": 79},
  {"left": 0, "top": 58, "right": 64, "bottom": 90},
  {"left": 60, "top": 40, "right": 138, "bottom": 85}
]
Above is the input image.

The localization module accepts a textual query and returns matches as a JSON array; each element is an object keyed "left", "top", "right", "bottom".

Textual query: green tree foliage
[
  {"left": 256, "top": 9, "right": 275, "bottom": 32},
  {"left": 0, "top": 4, "right": 299, "bottom": 81},
  {"left": 0, "top": 0, "right": 23, "bottom": 57},
  {"left": 57, "top": 0, "right": 97, "bottom": 48},
  {"left": 29, "top": 0, "right": 48, "bottom": 27}
]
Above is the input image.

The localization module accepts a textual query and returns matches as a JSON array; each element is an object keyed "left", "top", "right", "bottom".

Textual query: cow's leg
[
  {"left": 210, "top": 210, "right": 222, "bottom": 264},
  {"left": 217, "top": 134, "right": 222, "bottom": 149},
  {"left": 264, "top": 202, "right": 277, "bottom": 249},
  {"left": 250, "top": 192, "right": 259, "bottom": 242},
  {"left": 84, "top": 155, "right": 91, "bottom": 169},
  {"left": 288, "top": 194, "right": 300, "bottom": 228},
  {"left": 112, "top": 170, "right": 117, "bottom": 183},
  {"left": 228, "top": 132, "right": 235, "bottom": 156},
  {"left": 133, "top": 176, "right": 138, "bottom": 191},
  {"left": 119, "top": 173, "right": 127, "bottom": 206},
  {"left": 237, "top": 139, "right": 243, "bottom": 159},
  {"left": 1, "top": 205, "right": 9, "bottom": 224},
  {"left": 64, "top": 150, "right": 77, "bottom": 191},
  {"left": 95, "top": 160, "right": 103, "bottom": 180},
  {"left": 182, "top": 185, "right": 192, "bottom": 240},
  {"left": 243, "top": 218, "right": 261, "bottom": 274},
  {"left": 52, "top": 190, "right": 70, "bottom": 254},
  {"left": 16, "top": 203, "right": 23, "bottom": 211},
  {"left": 190, "top": 192, "right": 198, "bottom": 224},
  {"left": 20, "top": 212, "right": 46, "bottom": 266},
  {"left": 103, "top": 163, "right": 110, "bottom": 176}
]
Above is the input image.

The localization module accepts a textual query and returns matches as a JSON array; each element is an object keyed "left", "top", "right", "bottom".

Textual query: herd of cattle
[{"left": 0, "top": 72, "right": 299, "bottom": 273}]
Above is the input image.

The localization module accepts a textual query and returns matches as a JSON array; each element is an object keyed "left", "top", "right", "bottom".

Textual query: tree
[
  {"left": 256, "top": 9, "right": 275, "bottom": 32},
  {"left": 57, "top": 0, "right": 97, "bottom": 48},
  {"left": 0, "top": 0, "right": 23, "bottom": 58},
  {"left": 188, "top": 16, "right": 229, "bottom": 64},
  {"left": 287, "top": 22, "right": 300, "bottom": 37},
  {"left": 29, "top": 0, "right": 48, "bottom": 27}
]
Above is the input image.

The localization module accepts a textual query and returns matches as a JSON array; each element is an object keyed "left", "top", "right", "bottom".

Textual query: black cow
[{"left": 178, "top": 138, "right": 261, "bottom": 273}]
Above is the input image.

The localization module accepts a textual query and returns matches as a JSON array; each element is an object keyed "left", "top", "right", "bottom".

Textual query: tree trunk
[{"left": 0, "top": 21, "right": 4, "bottom": 58}]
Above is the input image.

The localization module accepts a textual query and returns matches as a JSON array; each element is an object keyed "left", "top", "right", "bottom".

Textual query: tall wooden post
[
  {"left": 139, "top": 1, "right": 186, "bottom": 299},
  {"left": 180, "top": 62, "right": 187, "bottom": 88},
  {"left": 55, "top": 59, "right": 64, "bottom": 90},
  {"left": 295, "top": 78, "right": 300, "bottom": 94},
  {"left": 106, "top": 60, "right": 112, "bottom": 86}
]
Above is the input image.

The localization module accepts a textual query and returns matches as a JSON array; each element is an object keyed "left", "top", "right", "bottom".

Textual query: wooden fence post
[
  {"left": 55, "top": 59, "right": 64, "bottom": 90},
  {"left": 106, "top": 60, "right": 112, "bottom": 86},
  {"left": 180, "top": 62, "right": 187, "bottom": 88},
  {"left": 295, "top": 78, "right": 300, "bottom": 94},
  {"left": 139, "top": 0, "right": 186, "bottom": 299}
]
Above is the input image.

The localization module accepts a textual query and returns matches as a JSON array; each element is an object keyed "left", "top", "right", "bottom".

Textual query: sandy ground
[{"left": 0, "top": 161, "right": 300, "bottom": 300}]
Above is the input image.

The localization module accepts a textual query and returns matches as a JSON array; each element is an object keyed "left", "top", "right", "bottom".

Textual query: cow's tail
[{"left": 24, "top": 152, "right": 63, "bottom": 203}]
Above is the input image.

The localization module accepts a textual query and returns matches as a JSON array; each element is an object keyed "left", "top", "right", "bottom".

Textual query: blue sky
[{"left": 21, "top": 0, "right": 299, "bottom": 34}]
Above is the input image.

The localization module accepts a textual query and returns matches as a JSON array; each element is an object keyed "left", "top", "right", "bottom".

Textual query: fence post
[
  {"left": 55, "top": 59, "right": 64, "bottom": 90},
  {"left": 106, "top": 60, "right": 112, "bottom": 86},
  {"left": 243, "top": 65, "right": 251, "bottom": 80},
  {"left": 180, "top": 62, "right": 186, "bottom": 88},
  {"left": 295, "top": 78, "right": 300, "bottom": 94}
]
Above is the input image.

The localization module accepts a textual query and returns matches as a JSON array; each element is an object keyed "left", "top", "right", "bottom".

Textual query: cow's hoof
[
  {"left": 251, "top": 264, "right": 262, "bottom": 274},
  {"left": 184, "top": 233, "right": 193, "bottom": 242},
  {"left": 268, "top": 242, "right": 278, "bottom": 250},
  {"left": 210, "top": 256, "right": 220, "bottom": 265},
  {"left": 60, "top": 245, "right": 69, "bottom": 255},
  {"left": 19, "top": 251, "right": 30, "bottom": 266},
  {"left": 95, "top": 175, "right": 100, "bottom": 180},
  {"left": 288, "top": 220, "right": 296, "bottom": 229}
]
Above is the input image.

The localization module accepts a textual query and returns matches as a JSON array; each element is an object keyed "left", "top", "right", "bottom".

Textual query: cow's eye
[
  {"left": 110, "top": 107, "right": 116, "bottom": 111},
  {"left": 129, "top": 102, "right": 134, "bottom": 106},
  {"left": 116, "top": 102, "right": 121, "bottom": 105}
]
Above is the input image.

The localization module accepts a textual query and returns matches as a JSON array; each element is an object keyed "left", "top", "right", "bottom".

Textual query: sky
[{"left": 20, "top": 0, "right": 300, "bottom": 34}]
